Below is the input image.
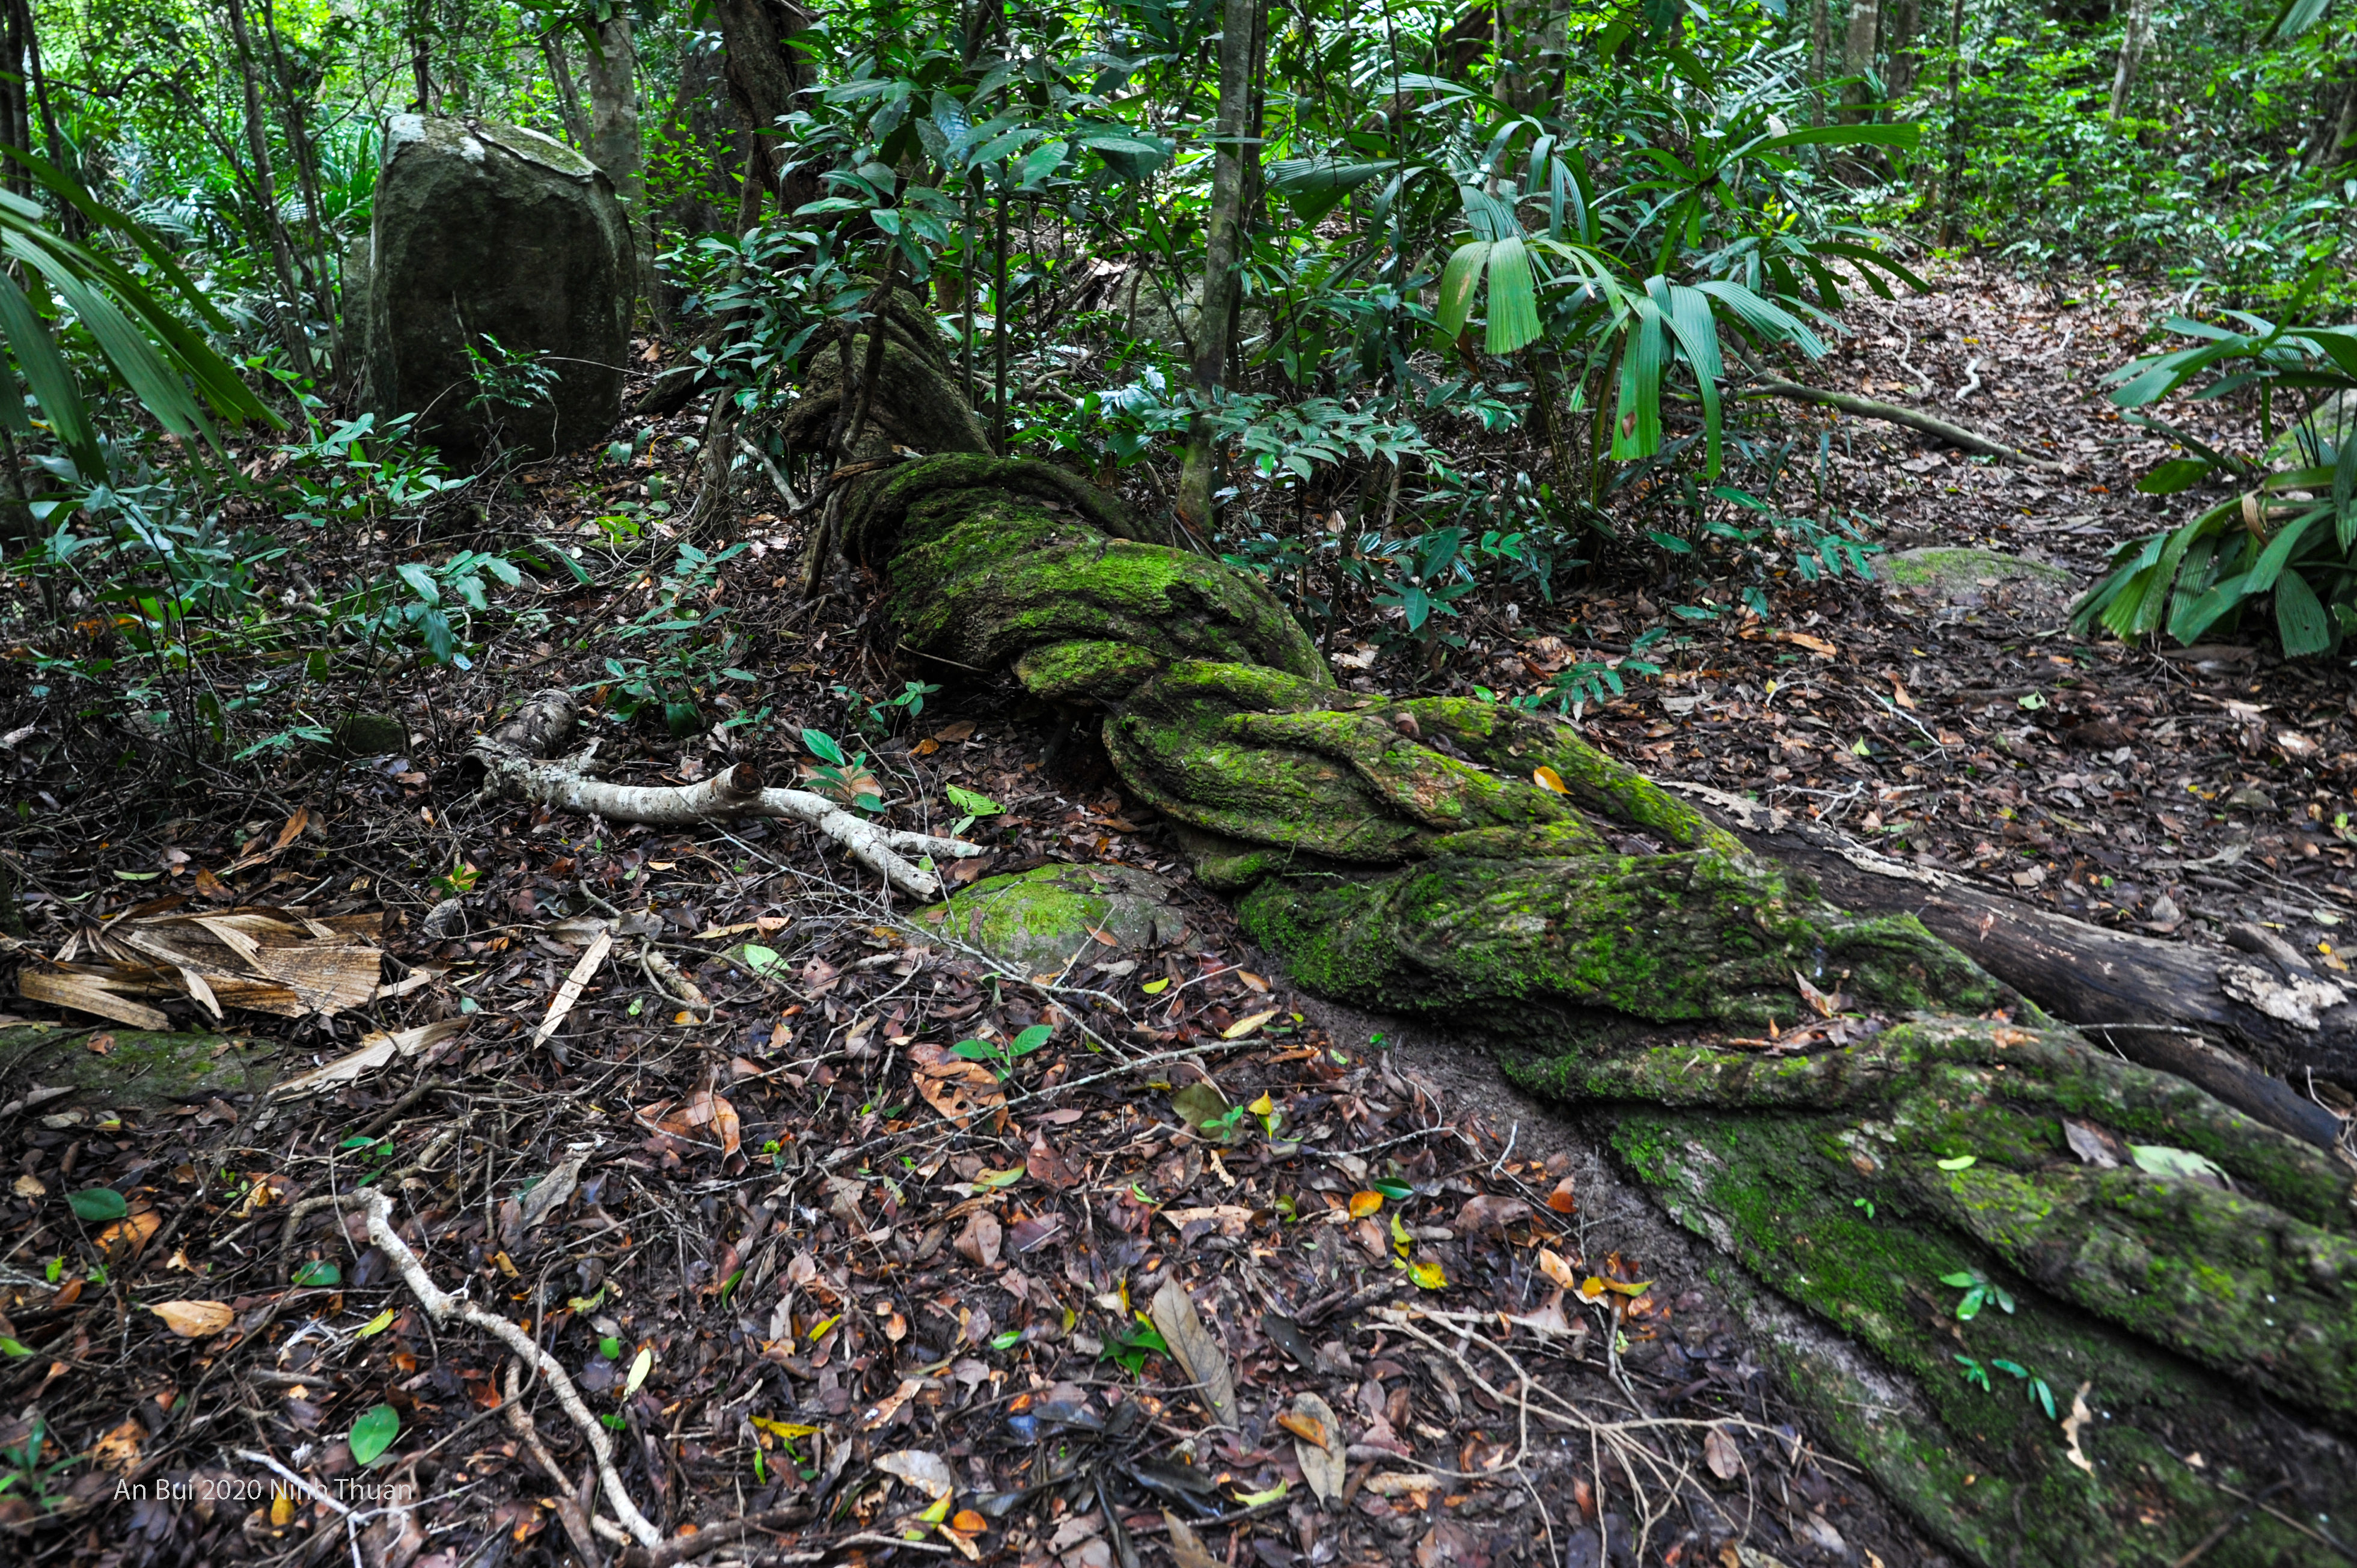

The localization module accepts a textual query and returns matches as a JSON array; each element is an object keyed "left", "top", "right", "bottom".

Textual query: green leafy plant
[
  {"left": 0, "top": 1417, "right": 75, "bottom": 1510},
  {"left": 950, "top": 1022, "right": 1054, "bottom": 1081},
  {"left": 833, "top": 679, "right": 941, "bottom": 734},
  {"left": 800, "top": 728, "right": 885, "bottom": 813},
  {"left": 2073, "top": 314, "right": 2357, "bottom": 655},
  {"left": 1940, "top": 1268, "right": 2016, "bottom": 1322},
  {"left": 1099, "top": 1317, "right": 1169, "bottom": 1376}
]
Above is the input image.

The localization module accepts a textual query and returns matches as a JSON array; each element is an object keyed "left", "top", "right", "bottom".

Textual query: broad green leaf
[
  {"left": 1484, "top": 237, "right": 1540, "bottom": 356},
  {"left": 2127, "top": 1144, "right": 2231, "bottom": 1185},
  {"left": 2275, "top": 570, "right": 2332, "bottom": 656},
  {"left": 68, "top": 1188, "right": 127, "bottom": 1222},
  {"left": 944, "top": 784, "right": 1001, "bottom": 816},
  {"left": 1935, "top": 1155, "right": 1977, "bottom": 1171},
  {"left": 2244, "top": 507, "right": 2325, "bottom": 593},
  {"left": 290, "top": 1260, "right": 341, "bottom": 1287},
  {"left": 1435, "top": 242, "right": 1488, "bottom": 341},
  {"left": 2136, "top": 458, "right": 2212, "bottom": 495},
  {"left": 348, "top": 1404, "right": 399, "bottom": 1466},
  {"left": 802, "top": 728, "right": 846, "bottom": 766},
  {"left": 1612, "top": 302, "right": 1670, "bottom": 460},
  {"left": 0, "top": 264, "right": 99, "bottom": 477}
]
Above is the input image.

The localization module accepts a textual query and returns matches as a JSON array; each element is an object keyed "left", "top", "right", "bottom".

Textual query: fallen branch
[
  {"left": 1735, "top": 376, "right": 2064, "bottom": 469},
  {"left": 339, "top": 1188, "right": 665, "bottom": 1549},
  {"left": 471, "top": 744, "right": 978, "bottom": 898}
]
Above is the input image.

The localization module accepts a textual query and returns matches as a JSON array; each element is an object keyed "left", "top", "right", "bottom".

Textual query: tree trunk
[
  {"left": 1939, "top": 0, "right": 1967, "bottom": 242},
  {"left": 583, "top": 15, "right": 651, "bottom": 317},
  {"left": 540, "top": 28, "right": 591, "bottom": 148},
  {"left": 258, "top": 0, "right": 338, "bottom": 373},
  {"left": 1808, "top": 0, "right": 1833, "bottom": 124},
  {"left": 1176, "top": 0, "right": 1260, "bottom": 531},
  {"left": 2313, "top": 70, "right": 2357, "bottom": 169},
  {"left": 0, "top": 0, "right": 35, "bottom": 200},
  {"left": 1841, "top": 0, "right": 1883, "bottom": 118},
  {"left": 1888, "top": 0, "right": 1924, "bottom": 97},
  {"left": 2107, "top": 0, "right": 2156, "bottom": 117},
  {"left": 739, "top": 313, "right": 2357, "bottom": 1568},
  {"left": 223, "top": 0, "right": 316, "bottom": 377}
]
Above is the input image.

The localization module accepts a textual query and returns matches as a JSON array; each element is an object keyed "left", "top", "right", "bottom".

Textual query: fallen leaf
[
  {"left": 1364, "top": 1472, "right": 1440, "bottom": 1504},
  {"left": 90, "top": 1418, "right": 144, "bottom": 1474},
  {"left": 1149, "top": 1278, "right": 1238, "bottom": 1429},
  {"left": 1532, "top": 766, "right": 1569, "bottom": 795},
  {"left": 1782, "top": 630, "right": 1837, "bottom": 657},
  {"left": 1536, "top": 1249, "right": 1578, "bottom": 1290},
  {"left": 861, "top": 1376, "right": 924, "bottom": 1429},
  {"left": 2061, "top": 1382, "right": 2096, "bottom": 1474},
  {"left": 1703, "top": 1426, "right": 1743, "bottom": 1480},
  {"left": 1407, "top": 1259, "right": 1447, "bottom": 1290},
  {"left": 624, "top": 1347, "right": 653, "bottom": 1398},
  {"left": 1455, "top": 1194, "right": 1530, "bottom": 1236},
  {"left": 955, "top": 1210, "right": 1003, "bottom": 1268},
  {"left": 1287, "top": 1392, "right": 1346, "bottom": 1503},
  {"left": 1348, "top": 1190, "right": 1383, "bottom": 1218},
  {"left": 876, "top": 1449, "right": 954, "bottom": 1500},
  {"left": 149, "top": 1300, "right": 234, "bottom": 1338},
  {"left": 1546, "top": 1176, "right": 1577, "bottom": 1214},
  {"left": 2062, "top": 1118, "right": 2122, "bottom": 1170},
  {"left": 1160, "top": 1205, "right": 1254, "bottom": 1238},
  {"left": 1221, "top": 1008, "right": 1279, "bottom": 1040},
  {"left": 1165, "top": 1512, "right": 1219, "bottom": 1568}
]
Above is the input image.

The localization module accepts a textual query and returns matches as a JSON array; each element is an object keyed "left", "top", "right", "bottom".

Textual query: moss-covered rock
[
  {"left": 1877, "top": 546, "right": 2077, "bottom": 607},
  {"left": 914, "top": 862, "right": 1193, "bottom": 976}
]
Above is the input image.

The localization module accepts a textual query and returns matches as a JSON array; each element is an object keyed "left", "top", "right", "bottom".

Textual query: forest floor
[{"left": 0, "top": 255, "right": 2349, "bottom": 1568}]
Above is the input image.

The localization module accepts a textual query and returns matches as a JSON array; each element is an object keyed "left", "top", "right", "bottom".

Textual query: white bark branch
[
  {"left": 344, "top": 1189, "right": 665, "bottom": 1549},
  {"left": 472, "top": 745, "right": 978, "bottom": 897}
]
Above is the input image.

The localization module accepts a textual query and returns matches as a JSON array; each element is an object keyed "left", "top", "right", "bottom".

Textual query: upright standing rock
[{"left": 357, "top": 115, "right": 632, "bottom": 463}]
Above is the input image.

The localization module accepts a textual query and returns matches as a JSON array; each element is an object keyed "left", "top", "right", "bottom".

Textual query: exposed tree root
[
  {"left": 612, "top": 294, "right": 2357, "bottom": 1563},
  {"left": 466, "top": 689, "right": 977, "bottom": 897},
  {"left": 1737, "top": 374, "right": 2067, "bottom": 469}
]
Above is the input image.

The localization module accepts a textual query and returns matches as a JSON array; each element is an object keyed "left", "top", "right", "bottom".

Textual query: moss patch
[
  {"left": 0, "top": 1023, "right": 281, "bottom": 1107},
  {"left": 914, "top": 862, "right": 1193, "bottom": 975}
]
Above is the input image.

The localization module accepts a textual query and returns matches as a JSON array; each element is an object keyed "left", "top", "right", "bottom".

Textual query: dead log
[{"left": 1669, "top": 782, "right": 2352, "bottom": 1147}]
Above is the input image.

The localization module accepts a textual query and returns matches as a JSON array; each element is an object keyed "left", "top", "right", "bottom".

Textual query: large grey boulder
[{"left": 357, "top": 115, "right": 632, "bottom": 462}]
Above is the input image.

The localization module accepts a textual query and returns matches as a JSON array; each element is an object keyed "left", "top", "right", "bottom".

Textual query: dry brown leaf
[
  {"left": 1159, "top": 1205, "right": 1254, "bottom": 1239},
  {"left": 1703, "top": 1425, "right": 1743, "bottom": 1480},
  {"left": 1149, "top": 1278, "right": 1237, "bottom": 1429},
  {"left": 99, "top": 1208, "right": 162, "bottom": 1260},
  {"left": 531, "top": 927, "right": 613, "bottom": 1046},
  {"left": 1164, "top": 1512, "right": 1218, "bottom": 1568},
  {"left": 1286, "top": 1392, "right": 1346, "bottom": 1504},
  {"left": 2061, "top": 1381, "right": 2096, "bottom": 1474},
  {"left": 910, "top": 1045, "right": 1003, "bottom": 1129},
  {"left": 1220, "top": 1007, "right": 1280, "bottom": 1040},
  {"left": 149, "top": 1299, "right": 234, "bottom": 1338},
  {"left": 269, "top": 1019, "right": 464, "bottom": 1100},
  {"left": 662, "top": 1089, "right": 742, "bottom": 1156},
  {"left": 955, "top": 1210, "right": 1002, "bottom": 1268},
  {"left": 1546, "top": 1176, "right": 1578, "bottom": 1214},
  {"left": 1024, "top": 1135, "right": 1081, "bottom": 1189},
  {"left": 90, "top": 1418, "right": 144, "bottom": 1474},
  {"left": 1455, "top": 1194, "right": 1531, "bottom": 1236}
]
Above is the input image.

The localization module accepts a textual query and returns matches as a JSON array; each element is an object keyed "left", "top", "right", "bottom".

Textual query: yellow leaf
[
  {"left": 1230, "top": 1480, "right": 1289, "bottom": 1507},
  {"left": 805, "top": 1314, "right": 843, "bottom": 1342},
  {"left": 1247, "top": 1092, "right": 1274, "bottom": 1116},
  {"left": 1579, "top": 1277, "right": 1608, "bottom": 1302},
  {"left": 624, "top": 1346, "right": 653, "bottom": 1399},
  {"left": 271, "top": 1493, "right": 295, "bottom": 1527},
  {"left": 752, "top": 1417, "right": 819, "bottom": 1441},
  {"left": 1348, "top": 1191, "right": 1383, "bottom": 1218},
  {"left": 1222, "top": 1008, "right": 1279, "bottom": 1040},
  {"left": 1390, "top": 1210, "right": 1413, "bottom": 1255},
  {"left": 493, "top": 1251, "right": 520, "bottom": 1278},
  {"left": 1537, "top": 1248, "right": 1578, "bottom": 1290},
  {"left": 1601, "top": 1278, "right": 1652, "bottom": 1298},
  {"left": 1532, "top": 765, "right": 1568, "bottom": 794},
  {"left": 920, "top": 1495, "right": 952, "bottom": 1524},
  {"left": 1408, "top": 1260, "right": 1448, "bottom": 1290},
  {"left": 356, "top": 1307, "right": 396, "bottom": 1338},
  {"left": 1142, "top": 978, "right": 1170, "bottom": 994},
  {"left": 148, "top": 1299, "right": 234, "bottom": 1338}
]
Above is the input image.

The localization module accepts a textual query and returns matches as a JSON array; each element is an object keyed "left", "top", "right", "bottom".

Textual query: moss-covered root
[
  {"left": 1506, "top": 1015, "right": 2357, "bottom": 1564},
  {"left": 1237, "top": 853, "right": 2006, "bottom": 1028}
]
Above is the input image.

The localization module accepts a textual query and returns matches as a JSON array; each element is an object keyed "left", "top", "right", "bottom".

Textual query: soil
[{"left": 0, "top": 254, "right": 2349, "bottom": 1568}]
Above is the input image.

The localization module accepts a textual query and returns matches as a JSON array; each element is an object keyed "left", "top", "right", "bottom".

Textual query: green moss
[
  {"left": 914, "top": 862, "right": 1193, "bottom": 974},
  {"left": 0, "top": 1022, "right": 281, "bottom": 1106},
  {"left": 1015, "top": 640, "right": 1165, "bottom": 703}
]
